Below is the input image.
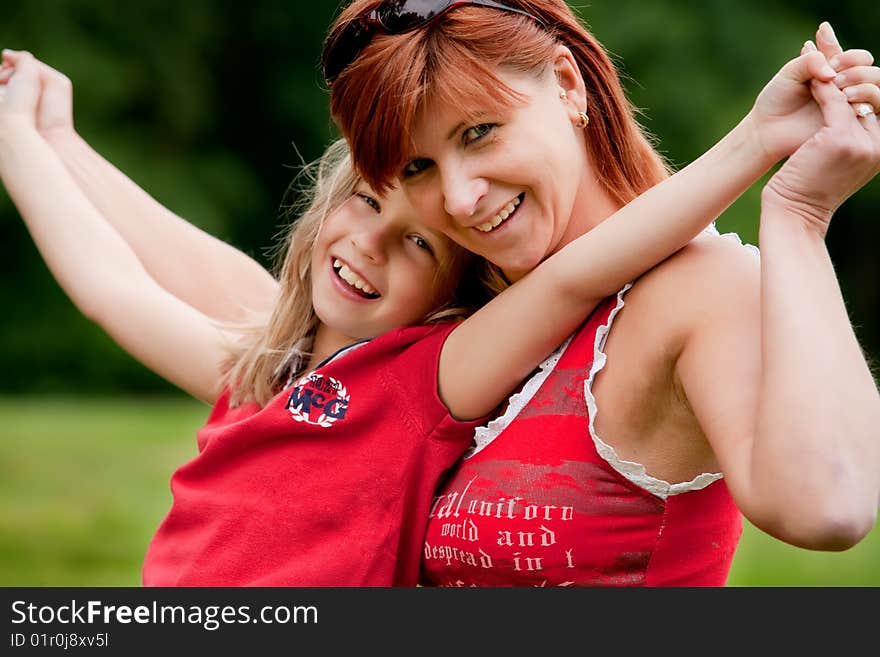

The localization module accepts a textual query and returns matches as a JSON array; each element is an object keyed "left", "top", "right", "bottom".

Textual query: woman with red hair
[{"left": 322, "top": 1, "right": 880, "bottom": 585}]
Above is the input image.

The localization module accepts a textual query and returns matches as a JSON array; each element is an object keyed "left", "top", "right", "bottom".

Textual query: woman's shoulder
[
  {"left": 642, "top": 230, "right": 759, "bottom": 298},
  {"left": 620, "top": 230, "right": 761, "bottom": 343}
]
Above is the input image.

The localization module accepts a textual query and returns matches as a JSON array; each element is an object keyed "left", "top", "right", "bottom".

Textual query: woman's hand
[
  {"left": 749, "top": 22, "right": 878, "bottom": 162},
  {"left": 1, "top": 49, "right": 75, "bottom": 138},
  {"left": 761, "top": 71, "right": 880, "bottom": 238}
]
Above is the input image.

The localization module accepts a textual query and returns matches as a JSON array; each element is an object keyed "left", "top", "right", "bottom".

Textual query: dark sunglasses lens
[
  {"left": 323, "top": 20, "right": 374, "bottom": 82},
  {"left": 377, "top": 0, "right": 453, "bottom": 32}
]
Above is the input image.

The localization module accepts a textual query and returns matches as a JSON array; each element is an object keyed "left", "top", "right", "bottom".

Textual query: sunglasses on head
[{"left": 322, "top": 0, "right": 544, "bottom": 85}]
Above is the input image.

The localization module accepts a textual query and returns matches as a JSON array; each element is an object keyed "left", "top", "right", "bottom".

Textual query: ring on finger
[{"left": 854, "top": 102, "right": 875, "bottom": 118}]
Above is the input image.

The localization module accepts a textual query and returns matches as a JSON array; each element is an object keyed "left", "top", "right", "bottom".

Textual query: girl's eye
[
  {"left": 402, "top": 158, "right": 433, "bottom": 178},
  {"left": 357, "top": 192, "right": 381, "bottom": 212},
  {"left": 409, "top": 235, "right": 434, "bottom": 254},
  {"left": 462, "top": 123, "right": 494, "bottom": 145}
]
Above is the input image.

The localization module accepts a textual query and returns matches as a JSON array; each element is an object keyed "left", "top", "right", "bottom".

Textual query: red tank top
[{"left": 420, "top": 288, "right": 743, "bottom": 587}]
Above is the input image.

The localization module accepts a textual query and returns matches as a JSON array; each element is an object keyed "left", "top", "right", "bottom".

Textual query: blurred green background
[{"left": 0, "top": 0, "right": 878, "bottom": 586}]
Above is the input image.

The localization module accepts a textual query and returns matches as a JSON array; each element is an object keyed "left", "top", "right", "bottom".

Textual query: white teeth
[
  {"left": 476, "top": 195, "right": 521, "bottom": 233},
  {"left": 333, "top": 259, "right": 378, "bottom": 296}
]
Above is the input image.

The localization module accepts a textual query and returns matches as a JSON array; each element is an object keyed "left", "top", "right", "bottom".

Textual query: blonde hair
[{"left": 221, "top": 139, "right": 492, "bottom": 407}]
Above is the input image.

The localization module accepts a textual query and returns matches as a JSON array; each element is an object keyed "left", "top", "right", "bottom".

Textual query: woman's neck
[{"left": 561, "top": 174, "right": 622, "bottom": 252}]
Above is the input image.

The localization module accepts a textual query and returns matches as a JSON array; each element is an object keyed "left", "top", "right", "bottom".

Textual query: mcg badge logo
[{"left": 285, "top": 373, "right": 350, "bottom": 427}]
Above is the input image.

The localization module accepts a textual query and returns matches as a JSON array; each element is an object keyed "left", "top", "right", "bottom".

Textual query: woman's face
[
  {"left": 310, "top": 183, "right": 461, "bottom": 342},
  {"left": 400, "top": 66, "right": 593, "bottom": 281}
]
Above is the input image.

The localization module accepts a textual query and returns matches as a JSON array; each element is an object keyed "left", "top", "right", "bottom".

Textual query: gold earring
[
  {"left": 559, "top": 89, "right": 567, "bottom": 101},
  {"left": 577, "top": 111, "right": 589, "bottom": 128}
]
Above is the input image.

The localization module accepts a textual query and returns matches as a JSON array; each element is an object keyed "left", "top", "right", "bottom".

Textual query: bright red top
[
  {"left": 143, "top": 322, "right": 482, "bottom": 587},
  {"left": 420, "top": 291, "right": 743, "bottom": 587}
]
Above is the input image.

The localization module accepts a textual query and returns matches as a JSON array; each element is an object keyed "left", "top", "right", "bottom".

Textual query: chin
[{"left": 497, "top": 249, "right": 547, "bottom": 281}]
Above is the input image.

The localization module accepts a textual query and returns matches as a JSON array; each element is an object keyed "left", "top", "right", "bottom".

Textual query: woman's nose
[{"left": 442, "top": 168, "right": 489, "bottom": 225}]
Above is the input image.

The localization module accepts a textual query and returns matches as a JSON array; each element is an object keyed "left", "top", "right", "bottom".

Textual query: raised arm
[
  {"left": 0, "top": 49, "right": 279, "bottom": 323},
  {"left": 0, "top": 53, "right": 235, "bottom": 404},
  {"left": 676, "top": 38, "right": 880, "bottom": 550},
  {"left": 439, "top": 28, "right": 873, "bottom": 421}
]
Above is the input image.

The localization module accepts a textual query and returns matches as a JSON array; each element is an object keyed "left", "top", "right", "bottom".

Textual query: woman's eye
[
  {"left": 357, "top": 192, "right": 381, "bottom": 212},
  {"left": 410, "top": 235, "right": 434, "bottom": 254},
  {"left": 402, "top": 158, "right": 433, "bottom": 178},
  {"left": 463, "top": 123, "right": 494, "bottom": 145}
]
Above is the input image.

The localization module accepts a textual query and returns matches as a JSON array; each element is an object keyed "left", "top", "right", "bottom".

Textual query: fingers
[
  {"left": 802, "top": 35, "right": 879, "bottom": 119},
  {"left": 0, "top": 49, "right": 74, "bottom": 131},
  {"left": 787, "top": 42, "right": 837, "bottom": 84},
  {"left": 842, "top": 84, "right": 880, "bottom": 110},
  {"left": 833, "top": 64, "right": 880, "bottom": 88},
  {"left": 860, "top": 111, "right": 880, "bottom": 142},
  {"left": 816, "top": 22, "right": 844, "bottom": 62},
  {"left": 858, "top": 109, "right": 879, "bottom": 140},
  {"left": 35, "top": 60, "right": 74, "bottom": 132},
  {"left": 810, "top": 78, "right": 854, "bottom": 128},
  {"left": 832, "top": 60, "right": 879, "bottom": 120},
  {"left": 0, "top": 48, "right": 18, "bottom": 84},
  {"left": 834, "top": 65, "right": 880, "bottom": 115},
  {"left": 810, "top": 76, "right": 878, "bottom": 141},
  {"left": 8, "top": 50, "right": 36, "bottom": 77},
  {"left": 2, "top": 50, "right": 69, "bottom": 87},
  {"left": 829, "top": 49, "right": 875, "bottom": 71},
  {"left": 1, "top": 50, "right": 41, "bottom": 114}
]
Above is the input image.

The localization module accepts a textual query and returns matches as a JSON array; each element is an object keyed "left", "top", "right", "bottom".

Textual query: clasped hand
[{"left": 755, "top": 24, "right": 880, "bottom": 235}]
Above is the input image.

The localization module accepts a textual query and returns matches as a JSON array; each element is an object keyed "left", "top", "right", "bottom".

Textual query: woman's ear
[{"left": 553, "top": 45, "right": 589, "bottom": 123}]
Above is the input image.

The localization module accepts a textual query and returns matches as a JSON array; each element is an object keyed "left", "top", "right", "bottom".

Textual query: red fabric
[
  {"left": 143, "top": 322, "right": 482, "bottom": 587},
  {"left": 420, "top": 293, "right": 743, "bottom": 587}
]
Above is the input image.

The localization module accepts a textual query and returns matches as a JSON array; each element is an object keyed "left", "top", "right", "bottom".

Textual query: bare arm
[
  {"left": 0, "top": 55, "right": 234, "bottom": 404},
  {"left": 0, "top": 50, "right": 279, "bottom": 323},
  {"left": 676, "top": 68, "right": 880, "bottom": 550}
]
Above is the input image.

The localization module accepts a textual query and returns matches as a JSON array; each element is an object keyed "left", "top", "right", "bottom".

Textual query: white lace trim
[
  {"left": 704, "top": 222, "right": 761, "bottom": 258},
  {"left": 585, "top": 285, "right": 722, "bottom": 500},
  {"left": 467, "top": 334, "right": 575, "bottom": 459}
]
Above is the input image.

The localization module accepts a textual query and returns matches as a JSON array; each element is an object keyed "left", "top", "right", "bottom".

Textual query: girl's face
[
  {"left": 311, "top": 182, "right": 461, "bottom": 342},
  {"left": 400, "top": 66, "right": 596, "bottom": 282}
]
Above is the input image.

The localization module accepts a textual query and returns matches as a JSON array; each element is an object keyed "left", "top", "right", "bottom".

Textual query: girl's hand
[
  {"left": 761, "top": 72, "right": 880, "bottom": 238},
  {"left": 0, "top": 50, "right": 40, "bottom": 127},
  {"left": 749, "top": 22, "right": 878, "bottom": 162},
  {"left": 1, "top": 49, "right": 75, "bottom": 138}
]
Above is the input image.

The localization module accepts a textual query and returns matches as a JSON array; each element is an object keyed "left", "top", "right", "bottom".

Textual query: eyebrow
[{"left": 447, "top": 122, "right": 465, "bottom": 141}]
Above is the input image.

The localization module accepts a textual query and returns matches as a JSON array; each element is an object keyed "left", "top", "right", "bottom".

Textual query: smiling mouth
[
  {"left": 475, "top": 193, "right": 524, "bottom": 233},
  {"left": 332, "top": 259, "right": 380, "bottom": 299}
]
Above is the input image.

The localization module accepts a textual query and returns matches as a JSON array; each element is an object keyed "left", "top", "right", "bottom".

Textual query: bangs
[{"left": 329, "top": 8, "right": 551, "bottom": 193}]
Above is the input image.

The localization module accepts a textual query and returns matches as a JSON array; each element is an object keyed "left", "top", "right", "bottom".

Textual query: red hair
[{"left": 327, "top": 0, "right": 670, "bottom": 205}]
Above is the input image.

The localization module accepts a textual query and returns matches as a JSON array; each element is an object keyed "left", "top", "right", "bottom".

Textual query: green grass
[
  {"left": 728, "top": 519, "right": 880, "bottom": 587},
  {"left": 0, "top": 396, "right": 877, "bottom": 587},
  {"left": 0, "top": 396, "right": 205, "bottom": 586}
]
